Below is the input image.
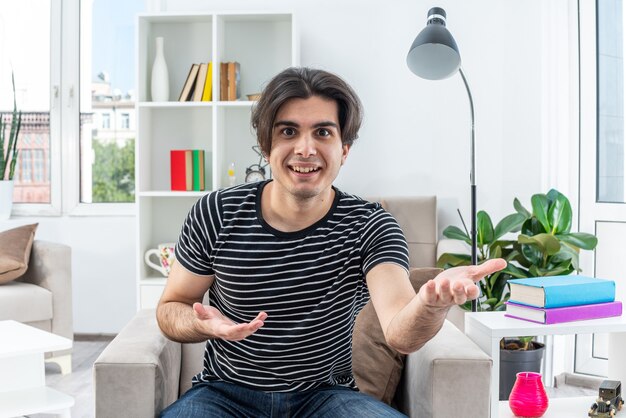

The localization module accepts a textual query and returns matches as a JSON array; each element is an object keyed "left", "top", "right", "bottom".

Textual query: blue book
[{"left": 508, "top": 275, "right": 616, "bottom": 308}]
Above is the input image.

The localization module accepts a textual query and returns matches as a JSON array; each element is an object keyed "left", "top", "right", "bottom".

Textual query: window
[
  {"left": 121, "top": 112, "right": 130, "bottom": 129},
  {"left": 79, "top": 0, "right": 143, "bottom": 205},
  {"left": 0, "top": 2, "right": 54, "bottom": 206},
  {"left": 596, "top": 0, "right": 625, "bottom": 202},
  {"left": 1, "top": 0, "right": 144, "bottom": 214},
  {"left": 102, "top": 113, "right": 111, "bottom": 129}
]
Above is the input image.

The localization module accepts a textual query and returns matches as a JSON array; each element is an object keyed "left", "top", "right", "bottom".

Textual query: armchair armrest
[
  {"left": 396, "top": 320, "right": 491, "bottom": 418},
  {"left": 94, "top": 309, "right": 182, "bottom": 418},
  {"left": 19, "top": 240, "right": 72, "bottom": 340}
]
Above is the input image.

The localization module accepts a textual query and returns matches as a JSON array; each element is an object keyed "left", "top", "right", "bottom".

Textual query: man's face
[{"left": 268, "top": 96, "right": 350, "bottom": 200}]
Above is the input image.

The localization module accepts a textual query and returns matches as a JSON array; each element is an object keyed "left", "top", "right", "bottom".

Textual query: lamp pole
[
  {"left": 459, "top": 67, "right": 478, "bottom": 312},
  {"left": 406, "top": 7, "right": 480, "bottom": 312}
]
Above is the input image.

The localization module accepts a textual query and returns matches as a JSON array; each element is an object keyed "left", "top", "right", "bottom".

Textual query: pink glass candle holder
[{"left": 508, "top": 372, "right": 549, "bottom": 417}]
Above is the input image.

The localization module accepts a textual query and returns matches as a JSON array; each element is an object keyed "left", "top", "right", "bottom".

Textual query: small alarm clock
[{"left": 245, "top": 164, "right": 266, "bottom": 182}]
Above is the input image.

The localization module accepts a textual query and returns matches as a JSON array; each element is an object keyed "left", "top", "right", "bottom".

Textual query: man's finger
[
  {"left": 470, "top": 258, "right": 507, "bottom": 281},
  {"left": 193, "top": 302, "right": 212, "bottom": 320}
]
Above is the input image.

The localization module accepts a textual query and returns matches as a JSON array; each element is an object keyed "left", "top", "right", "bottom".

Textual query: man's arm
[
  {"left": 156, "top": 261, "right": 267, "bottom": 343},
  {"left": 366, "top": 259, "right": 506, "bottom": 354}
]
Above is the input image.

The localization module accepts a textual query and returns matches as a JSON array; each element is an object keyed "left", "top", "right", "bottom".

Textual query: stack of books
[
  {"left": 504, "top": 275, "right": 622, "bottom": 324},
  {"left": 219, "top": 62, "right": 240, "bottom": 101},
  {"left": 170, "top": 149, "right": 206, "bottom": 191},
  {"left": 178, "top": 62, "right": 213, "bottom": 102}
]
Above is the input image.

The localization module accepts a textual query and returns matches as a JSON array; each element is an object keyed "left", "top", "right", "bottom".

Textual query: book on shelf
[
  {"left": 508, "top": 275, "right": 616, "bottom": 309},
  {"left": 227, "top": 62, "right": 241, "bottom": 101},
  {"left": 192, "top": 150, "right": 205, "bottom": 191},
  {"left": 201, "top": 62, "right": 213, "bottom": 101},
  {"left": 178, "top": 64, "right": 200, "bottom": 102},
  {"left": 193, "top": 63, "right": 209, "bottom": 102},
  {"left": 170, "top": 150, "right": 193, "bottom": 191},
  {"left": 220, "top": 62, "right": 228, "bottom": 101},
  {"left": 505, "top": 301, "right": 623, "bottom": 324}
]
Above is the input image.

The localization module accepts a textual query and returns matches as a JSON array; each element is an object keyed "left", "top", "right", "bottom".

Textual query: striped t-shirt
[{"left": 175, "top": 180, "right": 410, "bottom": 392}]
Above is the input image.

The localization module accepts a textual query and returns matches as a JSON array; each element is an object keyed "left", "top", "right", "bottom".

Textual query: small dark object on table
[{"left": 589, "top": 380, "right": 624, "bottom": 417}]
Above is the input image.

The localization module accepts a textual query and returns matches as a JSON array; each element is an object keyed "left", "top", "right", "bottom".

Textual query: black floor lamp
[{"left": 406, "top": 7, "right": 479, "bottom": 312}]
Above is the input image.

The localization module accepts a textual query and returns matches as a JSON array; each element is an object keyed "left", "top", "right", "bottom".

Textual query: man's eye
[
  {"left": 282, "top": 128, "right": 296, "bottom": 136},
  {"left": 317, "top": 128, "right": 330, "bottom": 137}
]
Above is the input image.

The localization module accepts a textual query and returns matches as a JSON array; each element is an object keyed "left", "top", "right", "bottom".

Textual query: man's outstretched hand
[
  {"left": 418, "top": 258, "right": 507, "bottom": 310},
  {"left": 192, "top": 303, "right": 268, "bottom": 341}
]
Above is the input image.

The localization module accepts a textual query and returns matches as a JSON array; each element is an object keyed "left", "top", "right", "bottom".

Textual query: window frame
[{"left": 12, "top": 0, "right": 136, "bottom": 217}]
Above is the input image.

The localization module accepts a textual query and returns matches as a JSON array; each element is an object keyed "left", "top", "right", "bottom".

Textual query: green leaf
[
  {"left": 436, "top": 253, "right": 471, "bottom": 269},
  {"left": 547, "top": 191, "right": 572, "bottom": 234},
  {"left": 502, "top": 264, "right": 529, "bottom": 278},
  {"left": 494, "top": 213, "right": 527, "bottom": 240},
  {"left": 477, "top": 211, "right": 495, "bottom": 246},
  {"left": 529, "top": 265, "right": 542, "bottom": 277},
  {"left": 442, "top": 225, "right": 471, "bottom": 244},
  {"left": 531, "top": 194, "right": 550, "bottom": 233},
  {"left": 518, "top": 233, "right": 561, "bottom": 256},
  {"left": 513, "top": 198, "right": 532, "bottom": 218},
  {"left": 557, "top": 232, "right": 598, "bottom": 250}
]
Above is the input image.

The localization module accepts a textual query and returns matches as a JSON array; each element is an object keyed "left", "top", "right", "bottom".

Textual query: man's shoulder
[{"left": 335, "top": 188, "right": 384, "bottom": 213}]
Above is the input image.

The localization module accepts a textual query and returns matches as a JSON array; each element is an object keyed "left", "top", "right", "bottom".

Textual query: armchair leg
[{"left": 47, "top": 354, "right": 72, "bottom": 375}]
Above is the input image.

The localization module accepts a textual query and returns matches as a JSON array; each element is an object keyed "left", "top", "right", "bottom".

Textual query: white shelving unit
[{"left": 136, "top": 12, "right": 299, "bottom": 309}]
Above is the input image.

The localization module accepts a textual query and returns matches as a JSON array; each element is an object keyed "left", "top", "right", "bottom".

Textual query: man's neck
[{"left": 261, "top": 182, "right": 335, "bottom": 233}]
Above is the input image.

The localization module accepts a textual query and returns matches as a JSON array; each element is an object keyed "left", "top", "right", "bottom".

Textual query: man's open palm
[
  {"left": 193, "top": 303, "right": 268, "bottom": 341},
  {"left": 418, "top": 258, "right": 507, "bottom": 309}
]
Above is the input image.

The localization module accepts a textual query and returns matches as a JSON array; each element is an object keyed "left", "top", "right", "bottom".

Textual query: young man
[{"left": 157, "top": 67, "right": 506, "bottom": 417}]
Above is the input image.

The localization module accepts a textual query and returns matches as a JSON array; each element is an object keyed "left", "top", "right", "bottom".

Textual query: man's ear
[{"left": 341, "top": 144, "right": 351, "bottom": 165}]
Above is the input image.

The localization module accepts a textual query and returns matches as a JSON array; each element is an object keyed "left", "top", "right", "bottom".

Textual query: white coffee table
[{"left": 0, "top": 320, "right": 74, "bottom": 418}]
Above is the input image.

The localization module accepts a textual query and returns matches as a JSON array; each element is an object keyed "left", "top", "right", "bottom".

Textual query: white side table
[
  {"left": 498, "top": 395, "right": 596, "bottom": 417},
  {"left": 465, "top": 312, "right": 626, "bottom": 418},
  {"left": 0, "top": 320, "right": 74, "bottom": 418}
]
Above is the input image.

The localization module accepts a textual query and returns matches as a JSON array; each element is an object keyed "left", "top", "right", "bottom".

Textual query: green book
[{"left": 192, "top": 150, "right": 205, "bottom": 191}]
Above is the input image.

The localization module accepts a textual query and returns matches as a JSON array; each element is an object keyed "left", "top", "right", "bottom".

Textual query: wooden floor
[
  {"left": 31, "top": 335, "right": 114, "bottom": 418},
  {"left": 28, "top": 335, "right": 597, "bottom": 418}
]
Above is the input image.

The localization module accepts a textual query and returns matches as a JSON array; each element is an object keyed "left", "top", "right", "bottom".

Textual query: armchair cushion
[
  {"left": 0, "top": 223, "right": 38, "bottom": 284},
  {"left": 352, "top": 267, "right": 442, "bottom": 405},
  {"left": 0, "top": 281, "right": 52, "bottom": 322}
]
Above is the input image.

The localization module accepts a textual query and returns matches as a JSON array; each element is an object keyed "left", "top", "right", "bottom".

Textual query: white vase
[
  {"left": 151, "top": 37, "right": 169, "bottom": 102},
  {"left": 0, "top": 180, "right": 14, "bottom": 220}
]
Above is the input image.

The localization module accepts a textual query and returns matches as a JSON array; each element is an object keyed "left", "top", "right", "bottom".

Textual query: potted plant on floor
[
  {"left": 437, "top": 189, "right": 598, "bottom": 400},
  {"left": 0, "top": 72, "right": 22, "bottom": 220}
]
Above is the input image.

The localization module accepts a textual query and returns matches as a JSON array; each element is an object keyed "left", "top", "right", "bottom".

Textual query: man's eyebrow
[
  {"left": 273, "top": 120, "right": 339, "bottom": 129},
  {"left": 274, "top": 120, "right": 299, "bottom": 128}
]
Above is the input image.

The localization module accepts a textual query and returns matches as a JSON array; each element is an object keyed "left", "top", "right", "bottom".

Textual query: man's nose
[{"left": 294, "top": 134, "right": 316, "bottom": 157}]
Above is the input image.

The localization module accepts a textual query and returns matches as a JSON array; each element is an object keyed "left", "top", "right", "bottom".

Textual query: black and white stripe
[{"left": 176, "top": 180, "right": 409, "bottom": 392}]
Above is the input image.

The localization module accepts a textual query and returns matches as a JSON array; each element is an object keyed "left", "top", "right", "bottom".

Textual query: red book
[
  {"left": 170, "top": 150, "right": 193, "bottom": 191},
  {"left": 505, "top": 301, "right": 623, "bottom": 324}
]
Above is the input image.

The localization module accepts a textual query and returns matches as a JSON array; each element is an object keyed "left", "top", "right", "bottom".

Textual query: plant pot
[
  {"left": 499, "top": 341, "right": 545, "bottom": 401},
  {"left": 0, "top": 180, "right": 14, "bottom": 220}
]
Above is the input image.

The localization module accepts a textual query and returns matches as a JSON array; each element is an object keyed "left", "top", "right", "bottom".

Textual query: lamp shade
[{"left": 406, "top": 7, "right": 461, "bottom": 80}]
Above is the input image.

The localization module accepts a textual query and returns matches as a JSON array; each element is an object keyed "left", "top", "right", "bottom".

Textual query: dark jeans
[{"left": 160, "top": 381, "right": 406, "bottom": 418}]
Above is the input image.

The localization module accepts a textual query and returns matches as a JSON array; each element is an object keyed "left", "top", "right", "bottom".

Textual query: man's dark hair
[{"left": 251, "top": 67, "right": 363, "bottom": 156}]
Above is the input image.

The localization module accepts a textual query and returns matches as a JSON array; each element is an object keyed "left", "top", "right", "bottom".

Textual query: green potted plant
[
  {"left": 437, "top": 189, "right": 598, "bottom": 399},
  {"left": 0, "top": 72, "right": 22, "bottom": 220}
]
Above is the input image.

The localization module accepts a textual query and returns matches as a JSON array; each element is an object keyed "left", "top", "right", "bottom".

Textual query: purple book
[{"left": 505, "top": 301, "right": 623, "bottom": 324}]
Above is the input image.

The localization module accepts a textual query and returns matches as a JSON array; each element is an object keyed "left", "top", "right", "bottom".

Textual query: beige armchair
[
  {"left": 94, "top": 197, "right": 492, "bottom": 417},
  {"left": 0, "top": 240, "right": 73, "bottom": 374}
]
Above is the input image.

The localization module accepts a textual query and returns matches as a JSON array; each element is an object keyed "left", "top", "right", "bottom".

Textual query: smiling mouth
[{"left": 289, "top": 165, "right": 321, "bottom": 174}]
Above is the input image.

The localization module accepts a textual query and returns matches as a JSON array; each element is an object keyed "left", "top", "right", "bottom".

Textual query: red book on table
[{"left": 170, "top": 150, "right": 193, "bottom": 191}]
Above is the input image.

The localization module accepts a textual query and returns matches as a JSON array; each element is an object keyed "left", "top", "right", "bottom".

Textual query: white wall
[
  {"left": 163, "top": 0, "right": 545, "bottom": 232},
  {"left": 7, "top": 0, "right": 557, "bottom": 334}
]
